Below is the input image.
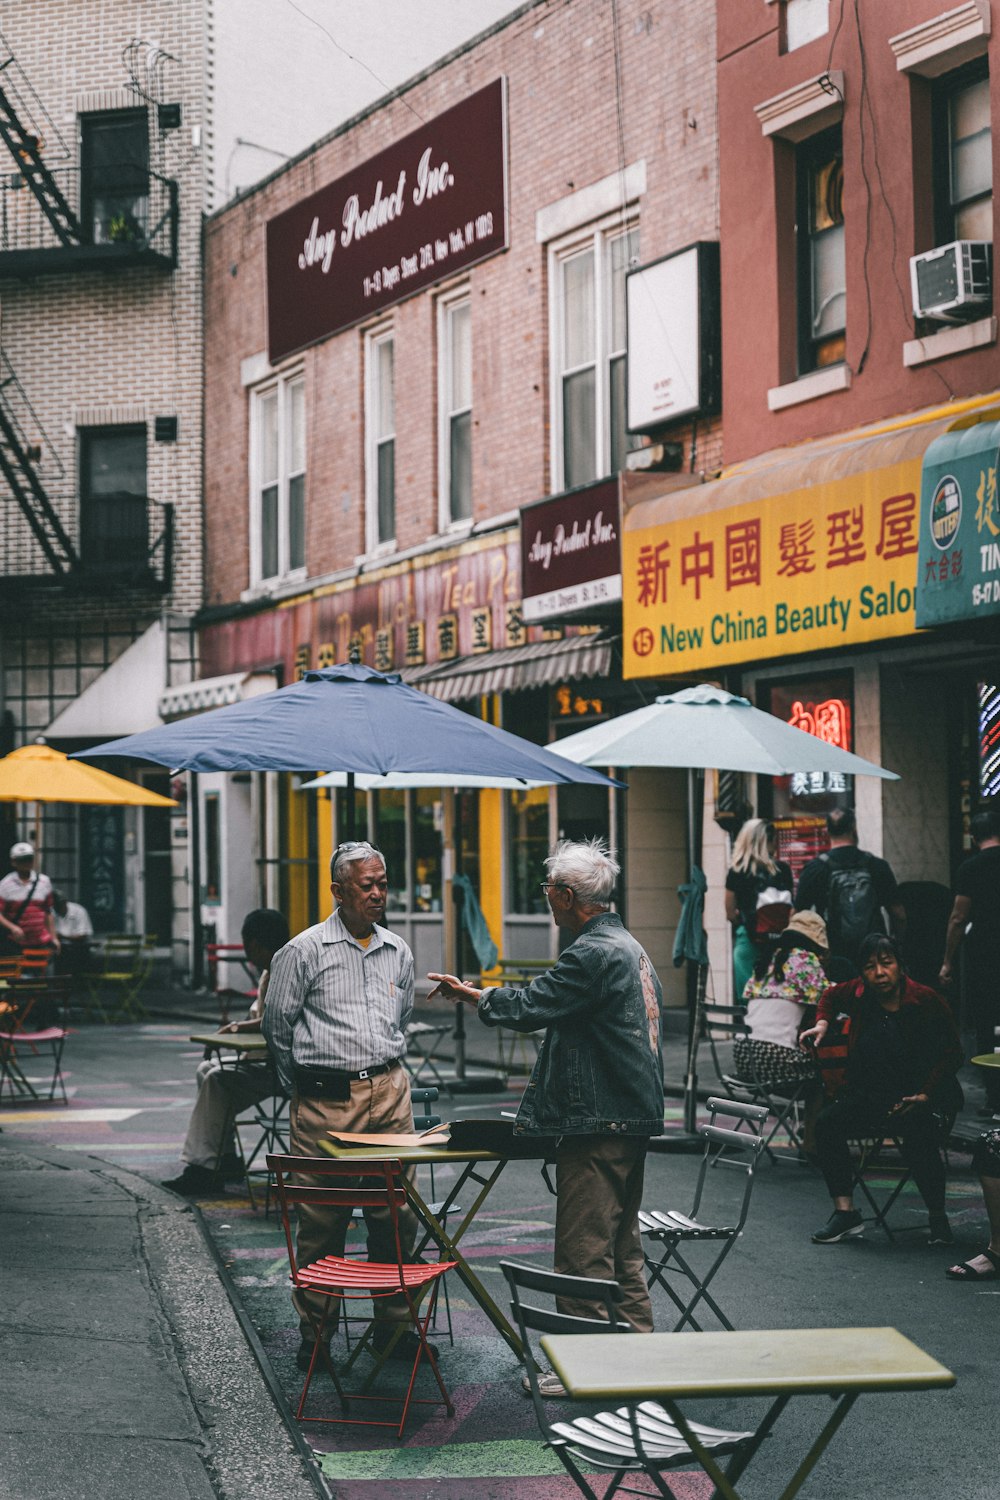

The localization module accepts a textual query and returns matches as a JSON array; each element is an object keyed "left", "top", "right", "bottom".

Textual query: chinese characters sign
[
  {"left": 915, "top": 422, "right": 1000, "bottom": 626},
  {"left": 266, "top": 79, "right": 508, "bottom": 361},
  {"left": 624, "top": 459, "right": 924, "bottom": 677}
]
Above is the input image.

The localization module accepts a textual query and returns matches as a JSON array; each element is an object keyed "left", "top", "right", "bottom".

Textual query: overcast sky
[{"left": 212, "top": 0, "right": 529, "bottom": 204}]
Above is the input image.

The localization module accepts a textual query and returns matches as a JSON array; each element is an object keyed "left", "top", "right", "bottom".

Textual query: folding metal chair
[
  {"left": 699, "top": 998, "right": 811, "bottom": 1164},
  {"left": 403, "top": 1019, "right": 452, "bottom": 1092},
  {"left": 0, "top": 976, "right": 71, "bottom": 1104},
  {"left": 502, "top": 1260, "right": 755, "bottom": 1500},
  {"left": 205, "top": 942, "right": 258, "bottom": 1026},
  {"left": 639, "top": 1097, "right": 768, "bottom": 1332},
  {"left": 341, "top": 1086, "right": 457, "bottom": 1347},
  {"left": 267, "top": 1152, "right": 457, "bottom": 1438},
  {"left": 849, "top": 1109, "right": 956, "bottom": 1242},
  {"left": 84, "top": 935, "right": 149, "bottom": 1022}
]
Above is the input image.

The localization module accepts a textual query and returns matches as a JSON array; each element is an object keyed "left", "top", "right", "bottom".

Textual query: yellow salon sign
[{"left": 623, "top": 457, "right": 923, "bottom": 677}]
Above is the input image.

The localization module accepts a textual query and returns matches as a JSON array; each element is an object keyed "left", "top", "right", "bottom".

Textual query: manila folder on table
[{"left": 326, "top": 1128, "right": 451, "bottom": 1148}]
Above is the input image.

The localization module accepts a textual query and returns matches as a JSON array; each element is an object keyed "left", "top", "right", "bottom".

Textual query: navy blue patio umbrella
[{"left": 76, "top": 663, "right": 618, "bottom": 791}]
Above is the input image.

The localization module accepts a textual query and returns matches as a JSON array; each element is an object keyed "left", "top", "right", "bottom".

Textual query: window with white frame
[
  {"left": 251, "top": 371, "right": 305, "bottom": 585},
  {"left": 551, "top": 217, "right": 640, "bottom": 492},
  {"left": 439, "top": 292, "right": 472, "bottom": 526},
  {"left": 366, "top": 326, "right": 396, "bottom": 550}
]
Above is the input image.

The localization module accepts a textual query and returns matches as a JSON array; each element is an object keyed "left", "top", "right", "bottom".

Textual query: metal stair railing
[
  {"left": 0, "top": 350, "right": 75, "bottom": 574},
  {"left": 0, "top": 38, "right": 81, "bottom": 247}
]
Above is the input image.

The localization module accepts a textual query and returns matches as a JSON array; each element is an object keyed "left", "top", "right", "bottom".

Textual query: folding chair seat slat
[{"left": 633, "top": 1403, "right": 755, "bottom": 1443}]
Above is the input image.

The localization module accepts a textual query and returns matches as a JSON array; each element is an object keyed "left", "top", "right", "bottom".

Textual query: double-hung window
[
  {"left": 551, "top": 218, "right": 640, "bottom": 491},
  {"left": 796, "top": 127, "right": 845, "bottom": 372},
  {"left": 934, "top": 63, "right": 993, "bottom": 244},
  {"left": 366, "top": 326, "right": 395, "bottom": 550},
  {"left": 251, "top": 371, "right": 305, "bottom": 586},
  {"left": 439, "top": 292, "right": 472, "bottom": 527}
]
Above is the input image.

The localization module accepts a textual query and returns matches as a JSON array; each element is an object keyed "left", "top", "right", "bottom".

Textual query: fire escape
[
  {"left": 0, "top": 37, "right": 175, "bottom": 597},
  {"left": 0, "top": 37, "right": 178, "bottom": 273}
]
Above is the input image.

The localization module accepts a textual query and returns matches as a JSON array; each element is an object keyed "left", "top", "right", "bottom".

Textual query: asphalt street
[{"left": 0, "top": 997, "right": 995, "bottom": 1499}]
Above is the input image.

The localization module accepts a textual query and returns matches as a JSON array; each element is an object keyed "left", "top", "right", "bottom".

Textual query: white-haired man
[
  {"left": 430, "top": 837, "right": 664, "bottom": 1387},
  {"left": 264, "top": 839, "right": 423, "bottom": 1369}
]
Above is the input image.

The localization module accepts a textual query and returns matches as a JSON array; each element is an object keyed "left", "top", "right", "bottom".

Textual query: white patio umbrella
[
  {"left": 549, "top": 684, "right": 900, "bottom": 1134},
  {"left": 546, "top": 683, "right": 899, "bottom": 780}
]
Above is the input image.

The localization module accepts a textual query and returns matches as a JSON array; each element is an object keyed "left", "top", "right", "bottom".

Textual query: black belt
[{"left": 293, "top": 1059, "right": 401, "bottom": 1100}]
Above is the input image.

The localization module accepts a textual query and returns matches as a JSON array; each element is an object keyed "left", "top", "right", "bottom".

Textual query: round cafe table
[{"left": 971, "top": 1053, "right": 1000, "bottom": 1069}]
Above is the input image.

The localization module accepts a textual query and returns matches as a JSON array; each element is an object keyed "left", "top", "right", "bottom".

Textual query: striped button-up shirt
[{"left": 263, "top": 907, "right": 414, "bottom": 1092}]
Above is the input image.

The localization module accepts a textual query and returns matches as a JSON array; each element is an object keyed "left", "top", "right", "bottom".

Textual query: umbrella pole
[
  {"left": 682, "top": 767, "right": 705, "bottom": 1134},
  {"left": 345, "top": 771, "right": 357, "bottom": 839}
]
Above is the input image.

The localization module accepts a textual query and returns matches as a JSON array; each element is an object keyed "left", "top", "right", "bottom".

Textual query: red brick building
[
  {"left": 625, "top": 0, "right": 1000, "bottom": 993},
  {"left": 200, "top": 0, "right": 721, "bottom": 991}
]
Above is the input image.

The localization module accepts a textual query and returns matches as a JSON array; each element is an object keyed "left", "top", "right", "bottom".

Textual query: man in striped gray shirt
[{"left": 264, "top": 839, "right": 422, "bottom": 1367}]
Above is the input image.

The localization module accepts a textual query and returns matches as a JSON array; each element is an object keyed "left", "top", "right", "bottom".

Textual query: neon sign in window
[{"left": 979, "top": 683, "right": 1000, "bottom": 799}]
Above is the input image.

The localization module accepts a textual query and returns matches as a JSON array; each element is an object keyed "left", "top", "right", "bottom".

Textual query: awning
[
  {"left": 622, "top": 393, "right": 1000, "bottom": 679},
  {"left": 403, "top": 634, "right": 614, "bottom": 702},
  {"left": 916, "top": 418, "right": 1000, "bottom": 627},
  {"left": 157, "top": 670, "right": 278, "bottom": 720},
  {"left": 46, "top": 620, "right": 166, "bottom": 739}
]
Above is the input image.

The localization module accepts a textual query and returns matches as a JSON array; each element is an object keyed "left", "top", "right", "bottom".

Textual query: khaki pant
[
  {"left": 553, "top": 1134, "right": 653, "bottom": 1333},
  {"left": 289, "top": 1063, "right": 418, "bottom": 1337}
]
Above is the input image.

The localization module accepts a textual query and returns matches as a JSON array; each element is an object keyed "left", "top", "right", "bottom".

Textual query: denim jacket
[{"left": 477, "top": 912, "right": 665, "bottom": 1137}]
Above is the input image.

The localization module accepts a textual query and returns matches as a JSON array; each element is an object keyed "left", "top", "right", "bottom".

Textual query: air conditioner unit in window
[{"left": 910, "top": 240, "right": 993, "bottom": 323}]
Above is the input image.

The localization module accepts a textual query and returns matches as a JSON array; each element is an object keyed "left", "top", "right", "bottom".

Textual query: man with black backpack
[{"left": 795, "top": 808, "right": 906, "bottom": 976}]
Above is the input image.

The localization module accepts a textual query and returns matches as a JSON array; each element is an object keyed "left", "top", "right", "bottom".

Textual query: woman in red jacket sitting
[{"left": 799, "top": 932, "right": 963, "bottom": 1248}]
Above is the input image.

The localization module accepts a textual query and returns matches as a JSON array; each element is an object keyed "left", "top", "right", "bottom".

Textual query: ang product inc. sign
[
  {"left": 520, "top": 478, "right": 622, "bottom": 622},
  {"left": 266, "top": 79, "right": 508, "bottom": 360}
]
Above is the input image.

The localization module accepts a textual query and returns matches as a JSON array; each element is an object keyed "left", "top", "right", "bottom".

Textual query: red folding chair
[
  {"left": 206, "top": 943, "right": 257, "bottom": 1025},
  {"left": 0, "top": 976, "right": 71, "bottom": 1104},
  {"left": 267, "top": 1152, "right": 456, "bottom": 1438}
]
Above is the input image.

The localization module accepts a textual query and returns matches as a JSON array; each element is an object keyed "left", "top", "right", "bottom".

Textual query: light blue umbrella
[{"left": 550, "top": 684, "right": 898, "bottom": 1136}]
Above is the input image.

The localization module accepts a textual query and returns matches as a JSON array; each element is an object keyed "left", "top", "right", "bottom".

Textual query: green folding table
[{"left": 541, "top": 1325, "right": 955, "bottom": 1500}]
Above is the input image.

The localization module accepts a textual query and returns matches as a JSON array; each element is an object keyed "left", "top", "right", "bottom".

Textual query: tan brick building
[{"left": 0, "top": 4, "right": 206, "bottom": 955}]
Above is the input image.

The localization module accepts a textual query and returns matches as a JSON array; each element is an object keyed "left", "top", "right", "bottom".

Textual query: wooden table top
[
  {"left": 189, "top": 1030, "right": 268, "bottom": 1052},
  {"left": 540, "top": 1327, "right": 956, "bottom": 1401}
]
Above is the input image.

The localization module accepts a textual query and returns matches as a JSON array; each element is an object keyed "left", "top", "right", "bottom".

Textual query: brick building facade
[{"left": 200, "top": 0, "right": 721, "bottom": 994}]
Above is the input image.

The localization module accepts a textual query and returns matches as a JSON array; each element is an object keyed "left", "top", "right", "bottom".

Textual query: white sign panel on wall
[{"left": 626, "top": 241, "right": 720, "bottom": 430}]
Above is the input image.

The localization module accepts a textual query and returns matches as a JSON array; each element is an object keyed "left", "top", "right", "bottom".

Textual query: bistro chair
[
  {"left": 267, "top": 1152, "right": 457, "bottom": 1438},
  {"left": 84, "top": 935, "right": 149, "bottom": 1023},
  {"left": 205, "top": 941, "right": 257, "bottom": 1026},
  {"left": 697, "top": 997, "right": 808, "bottom": 1163},
  {"left": 502, "top": 1260, "right": 755, "bottom": 1500},
  {"left": 848, "top": 1108, "right": 957, "bottom": 1243},
  {"left": 341, "top": 1087, "right": 457, "bottom": 1347},
  {"left": 0, "top": 975, "right": 72, "bottom": 1104},
  {"left": 638, "top": 1097, "right": 768, "bottom": 1332}
]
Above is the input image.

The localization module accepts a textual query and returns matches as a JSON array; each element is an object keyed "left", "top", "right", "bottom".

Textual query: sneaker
[
  {"left": 371, "top": 1326, "right": 438, "bottom": 1362},
  {"left": 296, "top": 1338, "right": 331, "bottom": 1372},
  {"left": 161, "top": 1164, "right": 223, "bottom": 1196},
  {"left": 521, "top": 1370, "right": 568, "bottom": 1398},
  {"left": 928, "top": 1215, "right": 954, "bottom": 1247},
  {"left": 812, "top": 1209, "right": 864, "bottom": 1244}
]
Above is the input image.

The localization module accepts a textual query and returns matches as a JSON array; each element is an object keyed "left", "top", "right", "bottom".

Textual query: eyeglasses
[
  {"left": 334, "top": 840, "right": 380, "bottom": 856},
  {"left": 538, "top": 881, "right": 570, "bottom": 894}
]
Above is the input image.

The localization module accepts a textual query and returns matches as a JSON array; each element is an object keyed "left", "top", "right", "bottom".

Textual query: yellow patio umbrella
[
  {"left": 0, "top": 743, "right": 177, "bottom": 807},
  {"left": 0, "top": 743, "right": 177, "bottom": 850}
]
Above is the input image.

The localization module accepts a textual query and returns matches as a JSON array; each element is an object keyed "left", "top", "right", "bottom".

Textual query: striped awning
[
  {"left": 157, "top": 670, "right": 278, "bottom": 720},
  {"left": 403, "top": 634, "right": 614, "bottom": 703}
]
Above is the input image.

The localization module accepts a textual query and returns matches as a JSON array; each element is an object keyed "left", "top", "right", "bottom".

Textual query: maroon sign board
[
  {"left": 520, "top": 478, "right": 622, "bottom": 622},
  {"left": 266, "top": 78, "right": 509, "bottom": 361}
]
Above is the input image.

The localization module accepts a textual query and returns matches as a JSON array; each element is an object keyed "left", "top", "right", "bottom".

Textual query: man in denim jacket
[{"left": 429, "top": 838, "right": 664, "bottom": 1345}]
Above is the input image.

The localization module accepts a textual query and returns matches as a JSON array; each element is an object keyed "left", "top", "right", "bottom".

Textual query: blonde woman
[{"left": 725, "top": 818, "right": 794, "bottom": 1000}]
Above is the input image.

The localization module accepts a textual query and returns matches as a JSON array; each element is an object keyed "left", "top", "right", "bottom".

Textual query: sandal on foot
[{"left": 945, "top": 1248, "right": 1000, "bottom": 1281}]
